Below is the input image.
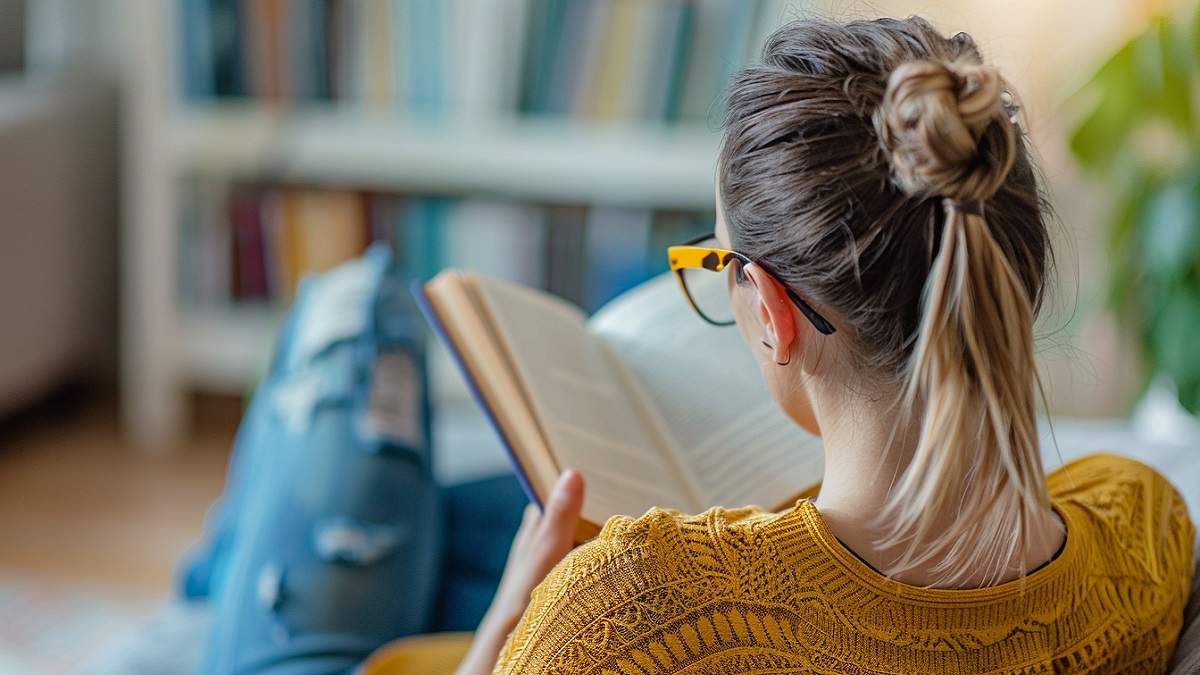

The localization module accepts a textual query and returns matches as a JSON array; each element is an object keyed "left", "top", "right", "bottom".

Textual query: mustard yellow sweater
[{"left": 493, "top": 455, "right": 1195, "bottom": 674}]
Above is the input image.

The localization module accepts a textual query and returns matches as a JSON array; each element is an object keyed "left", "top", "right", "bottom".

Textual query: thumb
[{"left": 539, "top": 469, "right": 585, "bottom": 543}]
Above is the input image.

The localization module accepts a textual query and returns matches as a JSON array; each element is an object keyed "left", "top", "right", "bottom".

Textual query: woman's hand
[{"left": 454, "top": 469, "right": 586, "bottom": 675}]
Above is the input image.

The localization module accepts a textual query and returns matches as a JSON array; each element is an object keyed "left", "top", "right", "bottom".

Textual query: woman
[{"left": 439, "top": 15, "right": 1195, "bottom": 675}]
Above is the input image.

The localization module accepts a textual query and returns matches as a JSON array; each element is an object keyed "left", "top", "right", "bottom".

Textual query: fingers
[
  {"left": 480, "top": 469, "right": 587, "bottom": 633},
  {"left": 508, "top": 503, "right": 540, "bottom": 555},
  {"left": 540, "top": 469, "right": 584, "bottom": 534},
  {"left": 529, "top": 469, "right": 584, "bottom": 563}
]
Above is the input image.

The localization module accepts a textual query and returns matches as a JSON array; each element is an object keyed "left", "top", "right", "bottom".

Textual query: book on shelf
[
  {"left": 229, "top": 184, "right": 270, "bottom": 300},
  {"left": 176, "top": 0, "right": 788, "bottom": 123},
  {"left": 182, "top": 184, "right": 373, "bottom": 304},
  {"left": 178, "top": 180, "right": 714, "bottom": 325},
  {"left": 417, "top": 269, "right": 824, "bottom": 542},
  {"left": 286, "top": 189, "right": 370, "bottom": 285},
  {"left": 180, "top": 180, "right": 234, "bottom": 306}
]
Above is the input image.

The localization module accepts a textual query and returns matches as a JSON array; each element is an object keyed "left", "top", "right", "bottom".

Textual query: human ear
[{"left": 742, "top": 263, "right": 798, "bottom": 365}]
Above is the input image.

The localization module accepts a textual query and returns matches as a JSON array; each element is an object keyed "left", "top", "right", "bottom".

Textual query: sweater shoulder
[
  {"left": 1048, "top": 453, "right": 1193, "bottom": 550},
  {"left": 1050, "top": 453, "right": 1195, "bottom": 599}
]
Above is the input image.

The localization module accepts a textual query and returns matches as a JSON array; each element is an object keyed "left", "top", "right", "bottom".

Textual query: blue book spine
[
  {"left": 179, "top": 0, "right": 216, "bottom": 99},
  {"left": 397, "top": 197, "right": 449, "bottom": 283},
  {"left": 543, "top": 0, "right": 593, "bottom": 116},
  {"left": 407, "top": 0, "right": 443, "bottom": 117},
  {"left": 662, "top": 1, "right": 695, "bottom": 122},
  {"left": 209, "top": 0, "right": 247, "bottom": 97}
]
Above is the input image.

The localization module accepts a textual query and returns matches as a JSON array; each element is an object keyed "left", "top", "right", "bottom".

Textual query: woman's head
[
  {"left": 719, "top": 16, "right": 1053, "bottom": 586},
  {"left": 720, "top": 16, "right": 1047, "bottom": 377}
]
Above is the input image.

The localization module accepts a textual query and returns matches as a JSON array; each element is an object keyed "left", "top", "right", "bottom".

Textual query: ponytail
[{"left": 875, "top": 59, "right": 1051, "bottom": 586}]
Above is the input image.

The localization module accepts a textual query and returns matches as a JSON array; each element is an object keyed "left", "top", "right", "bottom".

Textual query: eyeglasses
[{"left": 667, "top": 234, "right": 836, "bottom": 335}]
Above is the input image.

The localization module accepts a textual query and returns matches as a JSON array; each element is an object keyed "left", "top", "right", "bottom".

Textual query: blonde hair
[
  {"left": 719, "top": 17, "right": 1052, "bottom": 587},
  {"left": 876, "top": 60, "right": 1051, "bottom": 586}
]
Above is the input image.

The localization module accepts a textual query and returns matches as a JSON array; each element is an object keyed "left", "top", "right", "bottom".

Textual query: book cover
[
  {"left": 210, "top": 0, "right": 247, "bottom": 97},
  {"left": 327, "top": 0, "right": 360, "bottom": 101},
  {"left": 519, "top": 0, "right": 566, "bottom": 114},
  {"left": 242, "top": 0, "right": 290, "bottom": 103},
  {"left": 180, "top": 0, "right": 216, "bottom": 99},
  {"left": 642, "top": 0, "right": 689, "bottom": 121},
  {"left": 287, "top": 189, "right": 370, "bottom": 282},
  {"left": 260, "top": 187, "right": 296, "bottom": 301},
  {"left": 396, "top": 197, "right": 451, "bottom": 283},
  {"left": 362, "top": 0, "right": 394, "bottom": 113},
  {"left": 581, "top": 206, "right": 653, "bottom": 312},
  {"left": 676, "top": 0, "right": 746, "bottom": 123},
  {"left": 660, "top": 0, "right": 695, "bottom": 122},
  {"left": 568, "top": 0, "right": 614, "bottom": 118},
  {"left": 407, "top": 0, "right": 444, "bottom": 117},
  {"left": 389, "top": 0, "right": 411, "bottom": 113},
  {"left": 229, "top": 184, "right": 270, "bottom": 301},
  {"left": 542, "top": 0, "right": 595, "bottom": 115},
  {"left": 589, "top": 0, "right": 638, "bottom": 120},
  {"left": 288, "top": 0, "right": 328, "bottom": 101},
  {"left": 542, "top": 204, "right": 588, "bottom": 306},
  {"left": 615, "top": 1, "right": 661, "bottom": 120},
  {"left": 448, "top": 0, "right": 533, "bottom": 121},
  {"left": 192, "top": 181, "right": 234, "bottom": 306},
  {"left": 441, "top": 200, "right": 547, "bottom": 288}
]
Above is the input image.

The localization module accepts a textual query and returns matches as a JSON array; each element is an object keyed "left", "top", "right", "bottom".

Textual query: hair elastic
[{"left": 943, "top": 198, "right": 985, "bottom": 217}]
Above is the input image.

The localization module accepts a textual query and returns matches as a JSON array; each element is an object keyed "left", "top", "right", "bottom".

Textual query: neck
[
  {"left": 810, "top": 383, "right": 916, "bottom": 519},
  {"left": 804, "top": 379, "right": 1064, "bottom": 588}
]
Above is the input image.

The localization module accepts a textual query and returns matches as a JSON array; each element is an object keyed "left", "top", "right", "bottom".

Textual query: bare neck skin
[{"left": 801, "top": 372, "right": 1065, "bottom": 588}]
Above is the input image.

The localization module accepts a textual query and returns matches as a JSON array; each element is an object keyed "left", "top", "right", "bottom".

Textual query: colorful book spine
[
  {"left": 229, "top": 185, "right": 269, "bottom": 301},
  {"left": 179, "top": 0, "right": 769, "bottom": 122},
  {"left": 406, "top": 0, "right": 444, "bottom": 117},
  {"left": 179, "top": 0, "right": 216, "bottom": 99}
]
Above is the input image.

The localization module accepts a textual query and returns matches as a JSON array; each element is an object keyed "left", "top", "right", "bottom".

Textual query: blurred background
[{"left": 0, "top": 0, "right": 1197, "bottom": 671}]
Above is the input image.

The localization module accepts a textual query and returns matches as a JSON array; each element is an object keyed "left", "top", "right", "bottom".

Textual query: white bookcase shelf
[
  {"left": 121, "top": 0, "right": 723, "bottom": 448},
  {"left": 170, "top": 108, "right": 721, "bottom": 209}
]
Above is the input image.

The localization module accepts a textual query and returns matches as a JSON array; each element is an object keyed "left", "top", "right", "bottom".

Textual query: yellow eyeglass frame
[{"left": 667, "top": 235, "right": 836, "bottom": 335}]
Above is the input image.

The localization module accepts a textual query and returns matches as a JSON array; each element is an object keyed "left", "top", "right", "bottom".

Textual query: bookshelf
[
  {"left": 170, "top": 108, "right": 720, "bottom": 208},
  {"left": 122, "top": 0, "right": 786, "bottom": 447}
]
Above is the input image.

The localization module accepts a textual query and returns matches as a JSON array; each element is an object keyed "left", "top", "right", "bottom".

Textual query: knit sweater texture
[{"left": 494, "top": 454, "right": 1195, "bottom": 674}]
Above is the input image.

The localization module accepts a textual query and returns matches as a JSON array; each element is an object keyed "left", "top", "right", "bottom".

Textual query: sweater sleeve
[
  {"left": 493, "top": 503, "right": 774, "bottom": 674},
  {"left": 493, "top": 508, "right": 691, "bottom": 674}
]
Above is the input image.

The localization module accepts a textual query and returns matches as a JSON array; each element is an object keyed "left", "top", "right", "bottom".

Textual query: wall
[{"left": 0, "top": 0, "right": 120, "bottom": 415}]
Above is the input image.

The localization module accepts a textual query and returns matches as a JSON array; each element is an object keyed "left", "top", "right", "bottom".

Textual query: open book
[{"left": 417, "top": 270, "right": 824, "bottom": 541}]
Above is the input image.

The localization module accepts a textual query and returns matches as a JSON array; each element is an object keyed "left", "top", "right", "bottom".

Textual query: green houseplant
[{"left": 1069, "top": 8, "right": 1200, "bottom": 413}]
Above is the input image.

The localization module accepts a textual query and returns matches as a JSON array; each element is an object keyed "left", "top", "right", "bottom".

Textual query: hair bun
[{"left": 875, "top": 59, "right": 1016, "bottom": 202}]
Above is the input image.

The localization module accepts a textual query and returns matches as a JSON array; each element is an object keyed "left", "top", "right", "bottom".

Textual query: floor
[
  {"left": 0, "top": 387, "right": 235, "bottom": 597},
  {"left": 0, "top": 386, "right": 236, "bottom": 674}
]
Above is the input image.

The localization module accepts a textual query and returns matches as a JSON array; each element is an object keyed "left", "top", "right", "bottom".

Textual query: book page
[
  {"left": 473, "top": 275, "right": 698, "bottom": 524},
  {"left": 588, "top": 273, "right": 823, "bottom": 511}
]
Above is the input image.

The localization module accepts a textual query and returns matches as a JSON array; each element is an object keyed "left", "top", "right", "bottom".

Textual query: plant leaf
[
  {"left": 1139, "top": 176, "right": 1200, "bottom": 285},
  {"left": 1148, "top": 286, "right": 1200, "bottom": 413},
  {"left": 1068, "top": 40, "right": 1140, "bottom": 169},
  {"left": 1155, "top": 17, "right": 1194, "bottom": 132}
]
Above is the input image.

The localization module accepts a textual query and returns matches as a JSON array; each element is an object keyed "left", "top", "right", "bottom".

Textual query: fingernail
[{"left": 553, "top": 468, "right": 580, "bottom": 500}]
